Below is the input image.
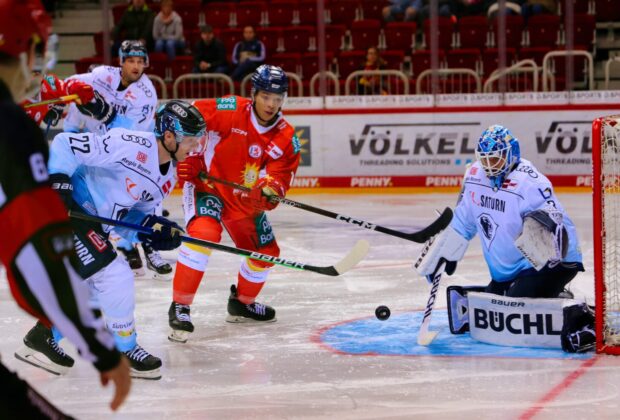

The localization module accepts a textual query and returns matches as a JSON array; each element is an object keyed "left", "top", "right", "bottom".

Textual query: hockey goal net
[{"left": 593, "top": 115, "right": 620, "bottom": 355}]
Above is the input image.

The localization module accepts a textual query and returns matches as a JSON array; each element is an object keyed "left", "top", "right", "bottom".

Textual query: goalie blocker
[{"left": 447, "top": 286, "right": 595, "bottom": 353}]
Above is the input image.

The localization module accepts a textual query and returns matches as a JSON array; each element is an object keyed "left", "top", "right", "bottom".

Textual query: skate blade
[
  {"left": 130, "top": 367, "right": 161, "bottom": 380},
  {"left": 14, "top": 347, "right": 70, "bottom": 376},
  {"left": 149, "top": 270, "right": 173, "bottom": 281},
  {"left": 168, "top": 329, "right": 190, "bottom": 343},
  {"left": 225, "top": 315, "right": 277, "bottom": 324}
]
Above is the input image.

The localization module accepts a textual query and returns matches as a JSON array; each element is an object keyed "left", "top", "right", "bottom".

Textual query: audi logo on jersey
[
  {"left": 121, "top": 134, "right": 152, "bottom": 148},
  {"left": 170, "top": 104, "right": 188, "bottom": 117}
]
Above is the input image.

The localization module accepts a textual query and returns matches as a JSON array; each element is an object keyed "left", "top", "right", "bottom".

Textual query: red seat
[
  {"left": 519, "top": 46, "right": 552, "bottom": 66},
  {"left": 299, "top": 51, "right": 335, "bottom": 79},
  {"left": 423, "top": 17, "right": 455, "bottom": 50},
  {"left": 325, "top": 24, "right": 347, "bottom": 51},
  {"left": 75, "top": 56, "right": 103, "bottom": 74},
  {"left": 327, "top": 0, "right": 360, "bottom": 26},
  {"left": 458, "top": 16, "right": 489, "bottom": 50},
  {"left": 595, "top": 0, "right": 620, "bottom": 22},
  {"left": 267, "top": 0, "right": 297, "bottom": 26},
  {"left": 565, "top": 13, "right": 595, "bottom": 50},
  {"left": 349, "top": 19, "right": 382, "bottom": 50},
  {"left": 490, "top": 15, "right": 524, "bottom": 49},
  {"left": 298, "top": 0, "right": 325, "bottom": 25},
  {"left": 281, "top": 26, "right": 315, "bottom": 53},
  {"left": 235, "top": 1, "right": 267, "bottom": 28},
  {"left": 147, "top": 53, "right": 168, "bottom": 79},
  {"left": 271, "top": 52, "right": 302, "bottom": 74},
  {"left": 381, "top": 50, "right": 405, "bottom": 71},
  {"left": 176, "top": 4, "right": 201, "bottom": 32},
  {"left": 171, "top": 55, "right": 194, "bottom": 78},
  {"left": 112, "top": 4, "right": 127, "bottom": 25},
  {"left": 411, "top": 49, "right": 446, "bottom": 76},
  {"left": 337, "top": 50, "right": 366, "bottom": 78},
  {"left": 481, "top": 48, "right": 517, "bottom": 76},
  {"left": 384, "top": 22, "right": 416, "bottom": 51},
  {"left": 219, "top": 28, "right": 243, "bottom": 59},
  {"left": 527, "top": 14, "right": 560, "bottom": 48},
  {"left": 93, "top": 32, "right": 104, "bottom": 57},
  {"left": 185, "top": 29, "right": 202, "bottom": 51},
  {"left": 256, "top": 27, "right": 283, "bottom": 55},
  {"left": 359, "top": 0, "right": 388, "bottom": 20},
  {"left": 203, "top": 2, "right": 234, "bottom": 28},
  {"left": 447, "top": 48, "right": 481, "bottom": 71}
]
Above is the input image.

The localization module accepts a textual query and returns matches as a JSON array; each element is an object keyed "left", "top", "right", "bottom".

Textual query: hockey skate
[
  {"left": 14, "top": 322, "right": 75, "bottom": 375},
  {"left": 226, "top": 285, "right": 276, "bottom": 323},
  {"left": 168, "top": 301, "right": 194, "bottom": 343},
  {"left": 118, "top": 245, "right": 145, "bottom": 277},
  {"left": 143, "top": 243, "right": 173, "bottom": 279},
  {"left": 124, "top": 345, "right": 162, "bottom": 380}
]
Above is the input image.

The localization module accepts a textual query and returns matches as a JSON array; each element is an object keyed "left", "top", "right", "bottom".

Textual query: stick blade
[
  {"left": 333, "top": 239, "right": 370, "bottom": 275},
  {"left": 417, "top": 331, "right": 439, "bottom": 346},
  {"left": 408, "top": 207, "right": 453, "bottom": 243}
]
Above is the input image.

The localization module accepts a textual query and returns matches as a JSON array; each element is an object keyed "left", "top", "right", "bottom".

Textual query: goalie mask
[
  {"left": 475, "top": 125, "right": 521, "bottom": 190},
  {"left": 155, "top": 100, "right": 206, "bottom": 159}
]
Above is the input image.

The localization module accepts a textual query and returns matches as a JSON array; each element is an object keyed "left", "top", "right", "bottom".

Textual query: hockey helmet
[
  {"left": 0, "top": 0, "right": 51, "bottom": 59},
  {"left": 118, "top": 40, "right": 149, "bottom": 67},
  {"left": 155, "top": 100, "right": 206, "bottom": 143},
  {"left": 475, "top": 125, "right": 521, "bottom": 190},
  {"left": 251, "top": 64, "right": 288, "bottom": 96}
]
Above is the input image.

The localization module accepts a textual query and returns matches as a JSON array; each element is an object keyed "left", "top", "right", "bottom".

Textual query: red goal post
[{"left": 593, "top": 115, "right": 620, "bottom": 355}]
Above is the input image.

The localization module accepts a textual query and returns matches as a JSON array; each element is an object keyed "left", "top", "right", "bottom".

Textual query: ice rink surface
[{"left": 1, "top": 191, "right": 619, "bottom": 420}]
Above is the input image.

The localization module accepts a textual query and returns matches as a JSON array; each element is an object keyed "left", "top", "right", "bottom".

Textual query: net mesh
[{"left": 600, "top": 117, "right": 620, "bottom": 345}]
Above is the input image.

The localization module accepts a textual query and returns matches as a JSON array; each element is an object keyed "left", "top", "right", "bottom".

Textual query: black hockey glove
[
  {"left": 137, "top": 215, "right": 184, "bottom": 251},
  {"left": 76, "top": 91, "right": 116, "bottom": 125},
  {"left": 43, "top": 104, "right": 65, "bottom": 127},
  {"left": 49, "top": 173, "right": 74, "bottom": 209}
]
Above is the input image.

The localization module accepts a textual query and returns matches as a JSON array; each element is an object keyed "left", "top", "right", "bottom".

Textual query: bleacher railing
[
  {"left": 542, "top": 50, "right": 594, "bottom": 92},
  {"left": 172, "top": 73, "right": 234, "bottom": 100},
  {"left": 483, "top": 59, "right": 540, "bottom": 93},
  {"left": 147, "top": 74, "right": 167, "bottom": 99},
  {"left": 415, "top": 69, "right": 481, "bottom": 95},
  {"left": 344, "top": 70, "right": 409, "bottom": 96}
]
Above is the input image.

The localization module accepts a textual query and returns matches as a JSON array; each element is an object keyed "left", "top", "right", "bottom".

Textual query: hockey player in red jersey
[{"left": 168, "top": 64, "right": 301, "bottom": 342}]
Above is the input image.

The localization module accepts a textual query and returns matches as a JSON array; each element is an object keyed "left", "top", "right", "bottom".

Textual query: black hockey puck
[
  {"left": 375, "top": 305, "right": 390, "bottom": 321},
  {"left": 162, "top": 209, "right": 170, "bottom": 217}
]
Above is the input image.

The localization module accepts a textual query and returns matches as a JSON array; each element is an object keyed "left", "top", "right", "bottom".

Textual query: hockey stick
[
  {"left": 417, "top": 271, "right": 442, "bottom": 346},
  {"left": 23, "top": 94, "right": 80, "bottom": 109},
  {"left": 198, "top": 173, "right": 453, "bottom": 244},
  {"left": 69, "top": 211, "right": 369, "bottom": 276}
]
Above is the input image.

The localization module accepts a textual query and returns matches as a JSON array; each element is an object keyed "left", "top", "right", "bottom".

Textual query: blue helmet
[
  {"left": 119, "top": 40, "right": 149, "bottom": 67},
  {"left": 251, "top": 64, "right": 288, "bottom": 95},
  {"left": 155, "top": 100, "right": 206, "bottom": 143},
  {"left": 475, "top": 125, "right": 520, "bottom": 190}
]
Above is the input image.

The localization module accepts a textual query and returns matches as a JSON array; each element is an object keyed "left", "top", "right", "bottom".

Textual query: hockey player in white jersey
[
  {"left": 415, "top": 125, "right": 592, "bottom": 352},
  {"left": 15, "top": 100, "right": 207, "bottom": 379},
  {"left": 63, "top": 40, "right": 171, "bottom": 278}
]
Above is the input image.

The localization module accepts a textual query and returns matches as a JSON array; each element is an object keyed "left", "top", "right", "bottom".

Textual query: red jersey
[{"left": 193, "top": 96, "right": 300, "bottom": 217}]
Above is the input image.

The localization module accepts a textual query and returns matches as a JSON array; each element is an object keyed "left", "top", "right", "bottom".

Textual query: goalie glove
[
  {"left": 514, "top": 205, "right": 569, "bottom": 271},
  {"left": 414, "top": 226, "right": 469, "bottom": 280}
]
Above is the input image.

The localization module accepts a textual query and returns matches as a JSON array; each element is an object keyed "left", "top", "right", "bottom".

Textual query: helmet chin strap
[{"left": 161, "top": 136, "right": 180, "bottom": 161}]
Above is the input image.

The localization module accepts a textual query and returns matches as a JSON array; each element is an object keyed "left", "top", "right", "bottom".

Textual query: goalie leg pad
[
  {"left": 414, "top": 226, "right": 469, "bottom": 277},
  {"left": 447, "top": 285, "right": 485, "bottom": 334}
]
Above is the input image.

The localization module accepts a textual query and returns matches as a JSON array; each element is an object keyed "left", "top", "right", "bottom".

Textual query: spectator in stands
[
  {"left": 486, "top": 1, "right": 523, "bottom": 18},
  {"left": 454, "top": 0, "right": 486, "bottom": 17},
  {"left": 521, "top": 0, "right": 557, "bottom": 20},
  {"left": 230, "top": 26, "right": 265, "bottom": 82},
  {"left": 357, "top": 46, "right": 387, "bottom": 95},
  {"left": 153, "top": 0, "right": 185, "bottom": 61},
  {"left": 419, "top": 0, "right": 457, "bottom": 21},
  {"left": 112, "top": 0, "right": 155, "bottom": 53},
  {"left": 193, "top": 24, "right": 228, "bottom": 74},
  {"left": 382, "top": 0, "right": 423, "bottom": 23}
]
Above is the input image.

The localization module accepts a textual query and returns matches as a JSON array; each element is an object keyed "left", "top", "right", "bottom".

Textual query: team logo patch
[
  {"left": 470, "top": 167, "right": 478, "bottom": 175},
  {"left": 195, "top": 193, "right": 223, "bottom": 221},
  {"left": 266, "top": 143, "right": 283, "bottom": 159},
  {"left": 136, "top": 151, "right": 147, "bottom": 163},
  {"left": 125, "top": 177, "right": 139, "bottom": 200},
  {"left": 292, "top": 135, "right": 301, "bottom": 154},
  {"left": 121, "top": 134, "right": 152, "bottom": 148},
  {"left": 124, "top": 90, "right": 136, "bottom": 101},
  {"left": 216, "top": 96, "right": 237, "bottom": 111},
  {"left": 170, "top": 103, "right": 188, "bottom": 117},
  {"left": 255, "top": 213, "right": 275, "bottom": 247},
  {"left": 248, "top": 144, "right": 262, "bottom": 158},
  {"left": 477, "top": 213, "right": 498, "bottom": 250},
  {"left": 87, "top": 230, "right": 108, "bottom": 252}
]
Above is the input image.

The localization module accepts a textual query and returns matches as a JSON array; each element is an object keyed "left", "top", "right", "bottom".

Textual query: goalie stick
[
  {"left": 69, "top": 211, "right": 369, "bottom": 276},
  {"left": 417, "top": 271, "right": 442, "bottom": 346},
  {"left": 198, "top": 173, "right": 453, "bottom": 244},
  {"left": 23, "top": 93, "right": 81, "bottom": 108}
]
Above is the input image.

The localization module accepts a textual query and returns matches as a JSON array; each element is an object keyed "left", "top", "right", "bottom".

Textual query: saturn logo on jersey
[
  {"left": 126, "top": 177, "right": 140, "bottom": 200},
  {"left": 248, "top": 144, "right": 262, "bottom": 158}
]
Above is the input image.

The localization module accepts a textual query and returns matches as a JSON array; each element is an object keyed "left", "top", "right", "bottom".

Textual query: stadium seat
[
  {"left": 93, "top": 32, "right": 104, "bottom": 57},
  {"left": 281, "top": 26, "right": 315, "bottom": 53},
  {"left": 380, "top": 50, "right": 405, "bottom": 71},
  {"left": 327, "top": 0, "right": 360, "bottom": 26},
  {"left": 234, "top": 1, "right": 267, "bottom": 28},
  {"left": 349, "top": 19, "right": 382, "bottom": 50},
  {"left": 176, "top": 3, "right": 201, "bottom": 32},
  {"left": 219, "top": 28, "right": 244, "bottom": 58},
  {"left": 565, "top": 13, "right": 595, "bottom": 50},
  {"left": 560, "top": 0, "right": 592, "bottom": 15},
  {"left": 170, "top": 55, "right": 195, "bottom": 78},
  {"left": 266, "top": 0, "right": 297, "bottom": 26},
  {"left": 325, "top": 24, "right": 347, "bottom": 51},
  {"left": 299, "top": 51, "right": 335, "bottom": 79},
  {"left": 147, "top": 52, "right": 168, "bottom": 79},
  {"left": 410, "top": 49, "right": 446, "bottom": 77},
  {"left": 202, "top": 2, "right": 234, "bottom": 28},
  {"left": 359, "top": 0, "right": 388, "bottom": 20},
  {"left": 112, "top": 4, "right": 127, "bottom": 25},
  {"left": 271, "top": 52, "right": 302, "bottom": 74},
  {"left": 422, "top": 17, "right": 455, "bottom": 51},
  {"left": 457, "top": 16, "right": 489, "bottom": 50},
  {"left": 384, "top": 22, "right": 416, "bottom": 51},
  {"left": 481, "top": 47, "right": 517, "bottom": 76},
  {"left": 257, "top": 27, "right": 283, "bottom": 54},
  {"left": 526, "top": 14, "right": 560, "bottom": 48},
  {"left": 337, "top": 50, "right": 366, "bottom": 78},
  {"left": 298, "top": 0, "right": 325, "bottom": 25},
  {"left": 519, "top": 46, "right": 552, "bottom": 66},
  {"left": 447, "top": 48, "right": 481, "bottom": 72},
  {"left": 490, "top": 15, "right": 524, "bottom": 49},
  {"left": 595, "top": 0, "right": 620, "bottom": 22}
]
